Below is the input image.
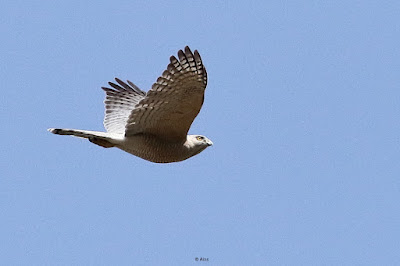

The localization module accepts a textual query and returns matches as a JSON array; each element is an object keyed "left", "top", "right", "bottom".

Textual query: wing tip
[
  {"left": 114, "top": 77, "right": 123, "bottom": 84},
  {"left": 184, "top": 46, "right": 193, "bottom": 54}
]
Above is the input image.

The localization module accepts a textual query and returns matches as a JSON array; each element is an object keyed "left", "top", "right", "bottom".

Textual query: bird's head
[{"left": 186, "top": 135, "right": 213, "bottom": 156}]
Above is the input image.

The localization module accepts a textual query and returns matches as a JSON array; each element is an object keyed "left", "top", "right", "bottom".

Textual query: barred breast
[{"left": 116, "top": 134, "right": 192, "bottom": 163}]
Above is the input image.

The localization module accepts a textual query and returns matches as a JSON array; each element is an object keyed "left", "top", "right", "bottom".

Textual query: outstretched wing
[
  {"left": 125, "top": 46, "right": 208, "bottom": 142},
  {"left": 102, "top": 78, "right": 146, "bottom": 133}
]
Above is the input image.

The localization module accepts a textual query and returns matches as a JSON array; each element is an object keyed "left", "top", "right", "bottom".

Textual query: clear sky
[{"left": 1, "top": 1, "right": 400, "bottom": 265}]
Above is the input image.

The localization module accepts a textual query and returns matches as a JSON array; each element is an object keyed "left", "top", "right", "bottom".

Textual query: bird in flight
[{"left": 48, "top": 46, "right": 212, "bottom": 163}]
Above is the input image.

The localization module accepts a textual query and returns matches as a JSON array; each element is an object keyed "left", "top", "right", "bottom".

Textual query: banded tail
[{"left": 48, "top": 128, "right": 119, "bottom": 148}]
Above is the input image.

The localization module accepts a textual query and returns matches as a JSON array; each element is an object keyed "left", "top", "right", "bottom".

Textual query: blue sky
[{"left": 1, "top": 1, "right": 400, "bottom": 265}]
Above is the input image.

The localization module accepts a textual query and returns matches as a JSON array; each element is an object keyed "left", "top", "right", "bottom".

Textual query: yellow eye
[{"left": 196, "top": 136, "right": 204, "bottom": 141}]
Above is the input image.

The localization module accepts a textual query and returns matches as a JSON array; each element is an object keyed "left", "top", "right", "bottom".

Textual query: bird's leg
[{"left": 89, "top": 137, "right": 115, "bottom": 148}]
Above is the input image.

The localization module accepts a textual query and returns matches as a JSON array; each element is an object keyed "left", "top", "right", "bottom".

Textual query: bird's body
[
  {"left": 116, "top": 134, "right": 210, "bottom": 163},
  {"left": 49, "top": 46, "right": 212, "bottom": 163}
]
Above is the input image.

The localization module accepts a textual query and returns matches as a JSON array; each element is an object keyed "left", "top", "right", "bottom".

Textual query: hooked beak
[{"left": 206, "top": 139, "right": 213, "bottom": 146}]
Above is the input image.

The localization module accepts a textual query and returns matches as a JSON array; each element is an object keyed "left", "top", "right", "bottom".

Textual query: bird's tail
[{"left": 48, "top": 128, "right": 118, "bottom": 148}]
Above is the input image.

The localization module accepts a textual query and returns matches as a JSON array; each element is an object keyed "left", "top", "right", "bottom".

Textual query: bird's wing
[
  {"left": 124, "top": 46, "right": 208, "bottom": 142},
  {"left": 102, "top": 78, "right": 146, "bottom": 134}
]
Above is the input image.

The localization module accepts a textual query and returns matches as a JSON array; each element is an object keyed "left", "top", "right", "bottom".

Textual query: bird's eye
[{"left": 196, "top": 136, "right": 204, "bottom": 141}]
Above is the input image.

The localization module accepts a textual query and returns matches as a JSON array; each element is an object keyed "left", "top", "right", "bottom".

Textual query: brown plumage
[{"left": 48, "top": 46, "right": 213, "bottom": 163}]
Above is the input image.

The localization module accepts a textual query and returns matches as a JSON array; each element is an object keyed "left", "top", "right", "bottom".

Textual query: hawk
[{"left": 48, "top": 46, "right": 213, "bottom": 163}]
